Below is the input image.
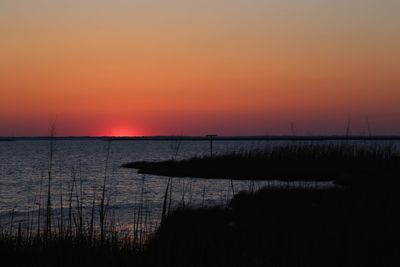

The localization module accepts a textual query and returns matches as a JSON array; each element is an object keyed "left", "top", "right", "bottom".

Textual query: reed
[
  {"left": 99, "top": 141, "right": 111, "bottom": 244},
  {"left": 45, "top": 122, "right": 56, "bottom": 239}
]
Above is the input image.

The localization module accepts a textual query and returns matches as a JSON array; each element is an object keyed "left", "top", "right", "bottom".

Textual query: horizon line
[{"left": 2, "top": 135, "right": 400, "bottom": 141}]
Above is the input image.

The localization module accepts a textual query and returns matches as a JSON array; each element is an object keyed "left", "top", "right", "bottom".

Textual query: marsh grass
[
  {"left": 0, "top": 137, "right": 151, "bottom": 267},
  {"left": 123, "top": 143, "right": 400, "bottom": 185}
]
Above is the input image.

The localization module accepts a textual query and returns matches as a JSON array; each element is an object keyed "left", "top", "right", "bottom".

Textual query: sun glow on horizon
[{"left": 101, "top": 126, "right": 143, "bottom": 137}]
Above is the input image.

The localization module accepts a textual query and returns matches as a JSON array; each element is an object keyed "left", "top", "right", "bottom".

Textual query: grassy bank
[
  {"left": 122, "top": 144, "right": 400, "bottom": 184},
  {"left": 146, "top": 184, "right": 400, "bottom": 267}
]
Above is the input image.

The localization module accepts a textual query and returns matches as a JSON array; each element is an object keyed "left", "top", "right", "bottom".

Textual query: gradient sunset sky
[{"left": 1, "top": 0, "right": 399, "bottom": 136}]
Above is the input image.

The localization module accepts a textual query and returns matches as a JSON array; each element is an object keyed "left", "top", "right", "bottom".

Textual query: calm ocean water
[{"left": 0, "top": 139, "right": 395, "bottom": 228}]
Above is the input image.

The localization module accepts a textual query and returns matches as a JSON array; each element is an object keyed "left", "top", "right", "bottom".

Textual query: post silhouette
[
  {"left": 365, "top": 116, "right": 372, "bottom": 136},
  {"left": 346, "top": 119, "right": 352, "bottom": 137},
  {"left": 290, "top": 122, "right": 296, "bottom": 137},
  {"left": 206, "top": 135, "right": 217, "bottom": 158}
]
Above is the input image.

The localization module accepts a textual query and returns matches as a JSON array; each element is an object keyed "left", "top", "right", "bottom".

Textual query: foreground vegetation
[
  {"left": 0, "top": 232, "right": 142, "bottom": 267},
  {"left": 148, "top": 183, "right": 400, "bottom": 267},
  {"left": 2, "top": 143, "right": 400, "bottom": 266},
  {"left": 4, "top": 183, "right": 399, "bottom": 267},
  {"left": 123, "top": 144, "right": 400, "bottom": 185}
]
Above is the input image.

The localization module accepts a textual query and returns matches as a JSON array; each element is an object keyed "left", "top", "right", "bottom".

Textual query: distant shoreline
[
  {"left": 1, "top": 135, "right": 400, "bottom": 141},
  {"left": 122, "top": 144, "right": 400, "bottom": 185},
  {"left": 0, "top": 138, "right": 17, "bottom": 141}
]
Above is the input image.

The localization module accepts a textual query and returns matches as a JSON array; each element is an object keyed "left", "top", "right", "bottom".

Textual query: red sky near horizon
[{"left": 1, "top": 1, "right": 400, "bottom": 136}]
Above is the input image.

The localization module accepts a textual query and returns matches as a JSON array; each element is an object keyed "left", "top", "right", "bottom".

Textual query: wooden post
[{"left": 206, "top": 135, "right": 217, "bottom": 158}]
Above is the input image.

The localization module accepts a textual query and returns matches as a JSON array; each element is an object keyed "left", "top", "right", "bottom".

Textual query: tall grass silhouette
[{"left": 0, "top": 136, "right": 151, "bottom": 266}]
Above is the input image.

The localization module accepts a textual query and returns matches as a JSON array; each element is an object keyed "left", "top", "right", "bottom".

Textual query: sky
[{"left": 1, "top": 0, "right": 399, "bottom": 136}]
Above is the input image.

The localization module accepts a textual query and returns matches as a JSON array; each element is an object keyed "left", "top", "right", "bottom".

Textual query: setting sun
[{"left": 103, "top": 126, "right": 141, "bottom": 137}]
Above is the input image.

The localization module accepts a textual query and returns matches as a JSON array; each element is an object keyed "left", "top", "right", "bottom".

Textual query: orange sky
[{"left": 1, "top": 0, "right": 400, "bottom": 136}]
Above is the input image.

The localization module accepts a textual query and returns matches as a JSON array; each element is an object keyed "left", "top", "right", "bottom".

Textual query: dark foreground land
[
  {"left": 2, "top": 144, "right": 400, "bottom": 266},
  {"left": 149, "top": 185, "right": 400, "bottom": 267}
]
